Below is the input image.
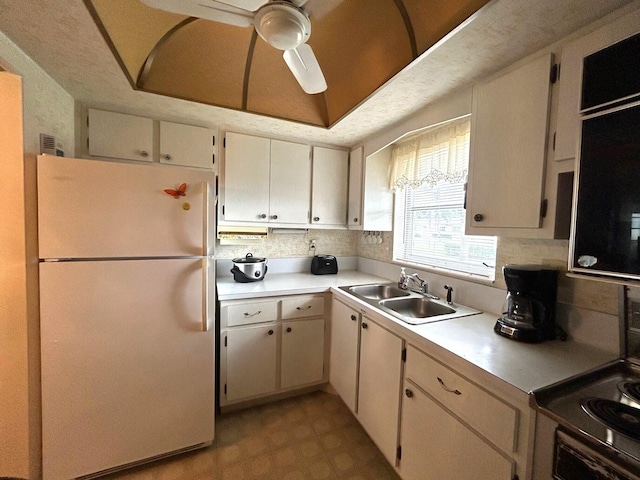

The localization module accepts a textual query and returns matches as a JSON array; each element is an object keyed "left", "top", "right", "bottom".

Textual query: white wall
[{"left": 0, "top": 30, "right": 74, "bottom": 156}]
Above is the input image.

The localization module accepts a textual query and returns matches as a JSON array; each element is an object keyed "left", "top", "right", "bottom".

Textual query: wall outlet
[{"left": 309, "top": 239, "right": 317, "bottom": 252}]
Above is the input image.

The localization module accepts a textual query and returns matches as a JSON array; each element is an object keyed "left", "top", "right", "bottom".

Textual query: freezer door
[
  {"left": 37, "top": 156, "right": 214, "bottom": 258},
  {"left": 40, "top": 259, "right": 214, "bottom": 480}
]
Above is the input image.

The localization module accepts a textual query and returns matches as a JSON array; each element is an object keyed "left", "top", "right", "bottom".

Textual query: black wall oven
[{"left": 570, "top": 31, "right": 640, "bottom": 281}]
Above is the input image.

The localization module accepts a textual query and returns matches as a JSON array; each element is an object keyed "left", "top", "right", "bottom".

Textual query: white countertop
[{"left": 216, "top": 270, "right": 620, "bottom": 397}]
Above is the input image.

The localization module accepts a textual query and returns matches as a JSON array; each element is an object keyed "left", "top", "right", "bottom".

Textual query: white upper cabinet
[
  {"left": 466, "top": 53, "right": 553, "bottom": 232},
  {"left": 221, "top": 132, "right": 311, "bottom": 225},
  {"left": 88, "top": 109, "right": 153, "bottom": 162},
  {"left": 159, "top": 121, "right": 215, "bottom": 169},
  {"left": 555, "top": 10, "right": 640, "bottom": 161},
  {"left": 269, "top": 139, "right": 311, "bottom": 224},
  {"left": 222, "top": 132, "right": 271, "bottom": 223},
  {"left": 311, "top": 146, "right": 348, "bottom": 227},
  {"left": 87, "top": 109, "right": 216, "bottom": 169},
  {"left": 347, "top": 146, "right": 364, "bottom": 228}
]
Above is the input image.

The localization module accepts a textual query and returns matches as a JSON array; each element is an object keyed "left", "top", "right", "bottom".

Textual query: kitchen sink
[
  {"left": 339, "top": 283, "right": 481, "bottom": 325},
  {"left": 348, "top": 284, "right": 410, "bottom": 300},
  {"left": 379, "top": 297, "right": 455, "bottom": 318}
]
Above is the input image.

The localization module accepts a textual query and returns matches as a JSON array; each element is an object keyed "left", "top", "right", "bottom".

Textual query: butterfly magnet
[{"left": 164, "top": 183, "right": 187, "bottom": 199}]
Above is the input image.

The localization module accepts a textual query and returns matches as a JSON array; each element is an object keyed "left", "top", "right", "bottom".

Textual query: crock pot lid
[{"left": 233, "top": 253, "right": 266, "bottom": 263}]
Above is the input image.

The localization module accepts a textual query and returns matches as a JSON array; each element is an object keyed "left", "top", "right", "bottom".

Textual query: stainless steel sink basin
[
  {"left": 379, "top": 297, "right": 455, "bottom": 318},
  {"left": 339, "top": 282, "right": 482, "bottom": 325},
  {"left": 348, "top": 284, "right": 410, "bottom": 300}
]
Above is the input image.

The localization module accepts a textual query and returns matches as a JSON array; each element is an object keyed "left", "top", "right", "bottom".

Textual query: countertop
[{"left": 216, "top": 270, "right": 619, "bottom": 397}]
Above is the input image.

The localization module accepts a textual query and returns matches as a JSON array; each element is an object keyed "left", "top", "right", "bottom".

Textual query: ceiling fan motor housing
[{"left": 254, "top": 2, "right": 311, "bottom": 50}]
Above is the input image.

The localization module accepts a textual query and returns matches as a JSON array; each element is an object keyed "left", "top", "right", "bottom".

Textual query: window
[{"left": 391, "top": 117, "right": 497, "bottom": 279}]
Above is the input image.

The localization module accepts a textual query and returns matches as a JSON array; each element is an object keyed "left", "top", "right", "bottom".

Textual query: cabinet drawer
[
  {"left": 281, "top": 295, "right": 324, "bottom": 319},
  {"left": 405, "top": 345, "right": 517, "bottom": 454},
  {"left": 225, "top": 300, "right": 278, "bottom": 327}
]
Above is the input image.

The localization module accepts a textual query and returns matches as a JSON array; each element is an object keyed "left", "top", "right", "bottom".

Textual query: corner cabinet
[
  {"left": 220, "top": 132, "right": 312, "bottom": 225},
  {"left": 466, "top": 53, "right": 553, "bottom": 234},
  {"left": 220, "top": 293, "right": 327, "bottom": 408},
  {"left": 311, "top": 146, "right": 348, "bottom": 227},
  {"left": 87, "top": 109, "right": 215, "bottom": 169},
  {"left": 329, "top": 296, "right": 403, "bottom": 466}
]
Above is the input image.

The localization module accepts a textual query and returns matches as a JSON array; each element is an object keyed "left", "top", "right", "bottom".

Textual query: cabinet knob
[
  {"left": 353, "top": 217, "right": 358, "bottom": 223},
  {"left": 271, "top": 214, "right": 278, "bottom": 220},
  {"left": 405, "top": 389, "right": 413, "bottom": 398},
  {"left": 267, "top": 329, "right": 274, "bottom": 336},
  {"left": 313, "top": 216, "right": 320, "bottom": 222},
  {"left": 350, "top": 314, "right": 356, "bottom": 321},
  {"left": 361, "top": 322, "right": 368, "bottom": 329},
  {"left": 139, "top": 150, "right": 149, "bottom": 158},
  {"left": 286, "top": 327, "right": 292, "bottom": 333},
  {"left": 259, "top": 213, "right": 267, "bottom": 219},
  {"left": 162, "top": 154, "right": 172, "bottom": 161},
  {"left": 473, "top": 213, "right": 484, "bottom": 222}
]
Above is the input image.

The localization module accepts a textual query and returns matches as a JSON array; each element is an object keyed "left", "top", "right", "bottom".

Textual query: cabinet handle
[
  {"left": 268, "top": 329, "right": 274, "bottom": 336},
  {"left": 437, "top": 376, "right": 462, "bottom": 395},
  {"left": 405, "top": 389, "right": 413, "bottom": 398},
  {"left": 286, "top": 327, "right": 292, "bottom": 333},
  {"left": 473, "top": 213, "right": 484, "bottom": 222},
  {"left": 350, "top": 314, "right": 356, "bottom": 321},
  {"left": 313, "top": 216, "right": 320, "bottom": 222},
  {"left": 162, "top": 154, "right": 172, "bottom": 161},
  {"left": 259, "top": 213, "right": 267, "bottom": 219},
  {"left": 271, "top": 214, "right": 278, "bottom": 220},
  {"left": 139, "top": 150, "right": 149, "bottom": 158},
  {"left": 243, "top": 310, "right": 262, "bottom": 317},
  {"left": 362, "top": 322, "right": 368, "bottom": 329},
  {"left": 296, "top": 305, "right": 312, "bottom": 310}
]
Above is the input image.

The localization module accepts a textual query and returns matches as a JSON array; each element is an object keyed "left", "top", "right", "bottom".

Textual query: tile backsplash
[{"left": 216, "top": 229, "right": 619, "bottom": 315}]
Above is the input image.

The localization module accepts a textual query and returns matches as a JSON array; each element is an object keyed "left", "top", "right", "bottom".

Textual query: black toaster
[{"left": 311, "top": 255, "right": 338, "bottom": 275}]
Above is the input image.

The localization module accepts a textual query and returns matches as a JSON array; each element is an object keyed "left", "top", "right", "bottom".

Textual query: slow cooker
[{"left": 231, "top": 253, "right": 268, "bottom": 282}]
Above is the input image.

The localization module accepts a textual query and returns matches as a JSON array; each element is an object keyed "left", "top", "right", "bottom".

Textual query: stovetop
[{"left": 532, "top": 359, "right": 640, "bottom": 472}]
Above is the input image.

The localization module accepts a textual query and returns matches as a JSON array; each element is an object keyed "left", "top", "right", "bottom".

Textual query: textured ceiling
[
  {"left": 0, "top": 0, "right": 635, "bottom": 147},
  {"left": 85, "top": 0, "right": 490, "bottom": 128}
]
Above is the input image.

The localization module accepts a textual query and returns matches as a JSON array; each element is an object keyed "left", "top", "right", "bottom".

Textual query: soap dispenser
[{"left": 398, "top": 267, "right": 407, "bottom": 289}]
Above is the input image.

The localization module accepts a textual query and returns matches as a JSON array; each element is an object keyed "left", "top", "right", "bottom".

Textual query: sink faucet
[{"left": 407, "top": 273, "right": 427, "bottom": 293}]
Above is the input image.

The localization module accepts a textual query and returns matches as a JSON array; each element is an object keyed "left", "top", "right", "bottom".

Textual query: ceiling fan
[{"left": 140, "top": 0, "right": 328, "bottom": 94}]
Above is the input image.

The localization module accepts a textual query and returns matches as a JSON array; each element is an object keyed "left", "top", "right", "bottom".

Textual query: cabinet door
[
  {"left": 159, "top": 121, "right": 215, "bottom": 169},
  {"left": 281, "top": 318, "right": 325, "bottom": 389},
  {"left": 362, "top": 148, "right": 394, "bottom": 231},
  {"left": 347, "top": 146, "right": 363, "bottom": 228},
  {"left": 225, "top": 324, "right": 277, "bottom": 402},
  {"left": 223, "top": 132, "right": 270, "bottom": 222},
  {"left": 270, "top": 139, "right": 311, "bottom": 224},
  {"left": 357, "top": 316, "right": 403, "bottom": 465},
  {"left": 399, "top": 381, "right": 513, "bottom": 480},
  {"left": 88, "top": 109, "right": 153, "bottom": 162},
  {"left": 311, "top": 147, "right": 348, "bottom": 226},
  {"left": 329, "top": 300, "right": 360, "bottom": 412},
  {"left": 467, "top": 54, "right": 552, "bottom": 230}
]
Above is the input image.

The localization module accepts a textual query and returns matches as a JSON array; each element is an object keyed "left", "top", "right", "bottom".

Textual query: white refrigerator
[{"left": 37, "top": 156, "right": 215, "bottom": 479}]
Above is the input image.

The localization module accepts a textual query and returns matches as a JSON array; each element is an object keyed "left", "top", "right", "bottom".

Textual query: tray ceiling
[{"left": 86, "top": 0, "right": 490, "bottom": 127}]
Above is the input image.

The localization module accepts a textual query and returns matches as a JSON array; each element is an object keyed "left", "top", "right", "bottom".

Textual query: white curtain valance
[{"left": 390, "top": 116, "right": 470, "bottom": 190}]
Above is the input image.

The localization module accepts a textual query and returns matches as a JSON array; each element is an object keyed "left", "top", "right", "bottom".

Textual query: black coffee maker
[{"left": 494, "top": 265, "right": 558, "bottom": 343}]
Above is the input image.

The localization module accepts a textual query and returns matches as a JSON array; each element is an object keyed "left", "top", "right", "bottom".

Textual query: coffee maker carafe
[{"left": 494, "top": 265, "right": 558, "bottom": 342}]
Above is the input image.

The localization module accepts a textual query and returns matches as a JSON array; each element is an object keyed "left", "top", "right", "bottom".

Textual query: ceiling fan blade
[
  {"left": 283, "top": 44, "right": 327, "bottom": 94},
  {"left": 140, "top": 0, "right": 254, "bottom": 27},
  {"left": 213, "top": 0, "right": 269, "bottom": 12}
]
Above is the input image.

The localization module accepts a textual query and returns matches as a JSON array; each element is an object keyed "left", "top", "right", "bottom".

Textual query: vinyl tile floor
[{"left": 103, "top": 390, "right": 401, "bottom": 480}]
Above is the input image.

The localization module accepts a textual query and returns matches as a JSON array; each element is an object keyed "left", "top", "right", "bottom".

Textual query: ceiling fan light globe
[{"left": 254, "top": 3, "right": 311, "bottom": 51}]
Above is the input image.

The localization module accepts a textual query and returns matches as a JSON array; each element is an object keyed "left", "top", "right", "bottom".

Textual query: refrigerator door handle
[{"left": 202, "top": 257, "right": 209, "bottom": 332}]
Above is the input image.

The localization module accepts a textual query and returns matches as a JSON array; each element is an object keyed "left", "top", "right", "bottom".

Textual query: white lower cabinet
[
  {"left": 357, "top": 314, "right": 403, "bottom": 466},
  {"left": 398, "top": 379, "right": 513, "bottom": 480},
  {"left": 329, "top": 298, "right": 360, "bottom": 412},
  {"left": 226, "top": 324, "right": 277, "bottom": 402},
  {"left": 220, "top": 294, "right": 327, "bottom": 407},
  {"left": 328, "top": 296, "right": 403, "bottom": 466}
]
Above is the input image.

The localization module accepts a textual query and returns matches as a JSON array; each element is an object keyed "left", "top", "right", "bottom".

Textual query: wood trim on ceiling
[
  {"left": 137, "top": 17, "right": 198, "bottom": 89},
  {"left": 393, "top": 0, "right": 418, "bottom": 59},
  {"left": 242, "top": 30, "right": 258, "bottom": 111}
]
